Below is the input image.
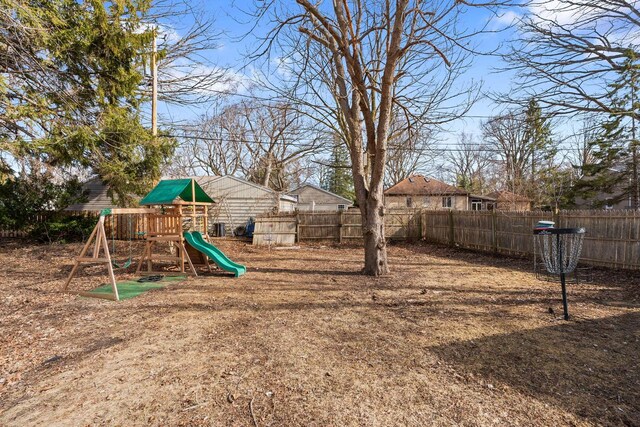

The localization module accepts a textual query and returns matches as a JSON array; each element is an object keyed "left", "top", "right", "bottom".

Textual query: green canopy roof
[{"left": 139, "top": 179, "right": 214, "bottom": 205}]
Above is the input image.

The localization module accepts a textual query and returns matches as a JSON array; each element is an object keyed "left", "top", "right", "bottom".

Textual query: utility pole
[
  {"left": 632, "top": 70, "right": 639, "bottom": 209},
  {"left": 151, "top": 28, "right": 158, "bottom": 137}
]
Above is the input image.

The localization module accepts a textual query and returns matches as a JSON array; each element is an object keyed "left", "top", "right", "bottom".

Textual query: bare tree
[
  {"left": 482, "top": 112, "right": 533, "bottom": 196},
  {"left": 446, "top": 132, "right": 494, "bottom": 194},
  {"left": 167, "top": 100, "right": 321, "bottom": 191},
  {"left": 166, "top": 105, "right": 246, "bottom": 177},
  {"left": 143, "top": 1, "right": 237, "bottom": 109},
  {"left": 502, "top": 0, "right": 640, "bottom": 118},
  {"left": 253, "top": 0, "right": 502, "bottom": 275},
  {"left": 385, "top": 116, "right": 438, "bottom": 187},
  {"left": 482, "top": 107, "right": 558, "bottom": 205},
  {"left": 566, "top": 119, "right": 600, "bottom": 180},
  {"left": 237, "top": 101, "right": 320, "bottom": 191}
]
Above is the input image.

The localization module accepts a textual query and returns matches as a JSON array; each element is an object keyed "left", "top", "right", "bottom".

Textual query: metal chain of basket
[
  {"left": 537, "top": 231, "right": 585, "bottom": 275},
  {"left": 533, "top": 227, "right": 586, "bottom": 321}
]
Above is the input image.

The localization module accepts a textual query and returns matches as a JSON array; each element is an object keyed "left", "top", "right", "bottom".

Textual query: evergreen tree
[
  {"left": 572, "top": 55, "right": 640, "bottom": 209},
  {"left": 0, "top": 0, "right": 175, "bottom": 205},
  {"left": 321, "top": 137, "right": 354, "bottom": 201},
  {"left": 523, "top": 99, "right": 557, "bottom": 206}
]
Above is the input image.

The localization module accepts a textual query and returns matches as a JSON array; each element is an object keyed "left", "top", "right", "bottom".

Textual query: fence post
[
  {"left": 338, "top": 211, "right": 343, "bottom": 244},
  {"left": 491, "top": 210, "right": 498, "bottom": 253},
  {"left": 295, "top": 212, "right": 300, "bottom": 243},
  {"left": 448, "top": 209, "right": 455, "bottom": 246}
]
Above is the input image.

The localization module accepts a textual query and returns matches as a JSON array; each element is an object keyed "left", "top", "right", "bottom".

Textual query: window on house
[
  {"left": 442, "top": 196, "right": 452, "bottom": 208},
  {"left": 406, "top": 197, "right": 413, "bottom": 207},
  {"left": 487, "top": 203, "right": 495, "bottom": 211},
  {"left": 471, "top": 199, "right": 482, "bottom": 211},
  {"left": 337, "top": 204, "right": 346, "bottom": 211}
]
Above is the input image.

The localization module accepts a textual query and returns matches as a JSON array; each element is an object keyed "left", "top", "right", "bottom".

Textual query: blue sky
[{"left": 152, "top": 1, "right": 542, "bottom": 181}]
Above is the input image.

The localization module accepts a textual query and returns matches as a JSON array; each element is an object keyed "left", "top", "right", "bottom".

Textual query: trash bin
[{"left": 214, "top": 223, "right": 225, "bottom": 237}]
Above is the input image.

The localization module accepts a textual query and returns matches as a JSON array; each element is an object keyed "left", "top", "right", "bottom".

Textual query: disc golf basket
[{"left": 533, "top": 227, "right": 586, "bottom": 320}]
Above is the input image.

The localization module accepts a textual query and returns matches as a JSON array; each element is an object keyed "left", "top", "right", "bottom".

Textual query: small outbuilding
[
  {"left": 192, "top": 175, "right": 297, "bottom": 234},
  {"left": 288, "top": 184, "right": 353, "bottom": 212},
  {"left": 65, "top": 177, "right": 117, "bottom": 212}
]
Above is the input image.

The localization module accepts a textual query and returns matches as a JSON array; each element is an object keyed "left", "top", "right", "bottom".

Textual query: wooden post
[
  {"left": 151, "top": 29, "right": 158, "bottom": 137},
  {"left": 191, "top": 179, "right": 196, "bottom": 230},
  {"left": 204, "top": 205, "right": 209, "bottom": 238},
  {"left": 338, "top": 211, "right": 343, "bottom": 244},
  {"left": 448, "top": 209, "right": 455, "bottom": 246},
  {"left": 491, "top": 210, "right": 498, "bottom": 253}
]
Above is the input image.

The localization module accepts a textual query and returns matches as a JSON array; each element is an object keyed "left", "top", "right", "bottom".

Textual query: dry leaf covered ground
[{"left": 0, "top": 238, "right": 639, "bottom": 426}]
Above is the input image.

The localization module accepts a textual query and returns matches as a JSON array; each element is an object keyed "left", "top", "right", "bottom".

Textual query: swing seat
[{"left": 112, "top": 258, "right": 132, "bottom": 269}]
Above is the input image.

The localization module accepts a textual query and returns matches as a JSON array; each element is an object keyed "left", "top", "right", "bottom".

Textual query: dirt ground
[{"left": 0, "top": 238, "right": 639, "bottom": 427}]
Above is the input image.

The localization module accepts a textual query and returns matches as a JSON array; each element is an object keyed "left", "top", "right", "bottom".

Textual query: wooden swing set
[
  {"left": 63, "top": 208, "right": 158, "bottom": 301},
  {"left": 63, "top": 178, "right": 215, "bottom": 301}
]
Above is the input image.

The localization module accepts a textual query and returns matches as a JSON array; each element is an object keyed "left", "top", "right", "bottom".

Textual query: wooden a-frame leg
[
  {"left": 99, "top": 221, "right": 120, "bottom": 301},
  {"left": 147, "top": 241, "right": 154, "bottom": 273},
  {"left": 136, "top": 241, "right": 152, "bottom": 274},
  {"left": 179, "top": 241, "right": 198, "bottom": 277},
  {"left": 64, "top": 221, "right": 100, "bottom": 290}
]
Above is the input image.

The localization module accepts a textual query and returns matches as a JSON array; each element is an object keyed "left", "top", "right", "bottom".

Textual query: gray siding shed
[
  {"left": 288, "top": 184, "right": 353, "bottom": 212},
  {"left": 193, "top": 175, "right": 296, "bottom": 233}
]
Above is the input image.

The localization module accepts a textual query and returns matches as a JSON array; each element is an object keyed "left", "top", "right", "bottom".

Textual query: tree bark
[{"left": 361, "top": 186, "right": 388, "bottom": 275}]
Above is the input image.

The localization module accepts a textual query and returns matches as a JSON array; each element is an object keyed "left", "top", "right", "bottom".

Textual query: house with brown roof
[
  {"left": 384, "top": 175, "right": 533, "bottom": 211},
  {"left": 484, "top": 190, "right": 532, "bottom": 211},
  {"left": 384, "top": 175, "right": 494, "bottom": 210}
]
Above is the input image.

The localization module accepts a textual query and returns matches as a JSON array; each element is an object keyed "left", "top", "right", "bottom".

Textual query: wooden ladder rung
[{"left": 148, "top": 255, "right": 182, "bottom": 261}]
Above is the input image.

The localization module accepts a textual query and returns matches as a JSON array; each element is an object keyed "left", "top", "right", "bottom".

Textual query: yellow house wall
[{"left": 385, "top": 195, "right": 469, "bottom": 210}]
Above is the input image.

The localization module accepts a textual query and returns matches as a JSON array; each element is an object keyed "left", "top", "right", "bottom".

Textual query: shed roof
[
  {"left": 139, "top": 179, "right": 214, "bottom": 205},
  {"left": 191, "top": 175, "right": 295, "bottom": 201},
  {"left": 385, "top": 175, "right": 468, "bottom": 196}
]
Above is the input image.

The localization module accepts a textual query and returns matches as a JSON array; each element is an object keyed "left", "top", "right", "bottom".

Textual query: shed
[
  {"left": 191, "top": 175, "right": 297, "bottom": 234},
  {"left": 66, "top": 177, "right": 116, "bottom": 212},
  {"left": 288, "top": 184, "right": 353, "bottom": 212}
]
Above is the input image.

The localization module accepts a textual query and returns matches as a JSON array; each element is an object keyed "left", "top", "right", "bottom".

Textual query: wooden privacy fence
[
  {"left": 0, "top": 212, "right": 149, "bottom": 240},
  {"left": 253, "top": 209, "right": 423, "bottom": 246},
  {"left": 255, "top": 209, "right": 640, "bottom": 270},
  {"left": 422, "top": 209, "right": 640, "bottom": 270}
]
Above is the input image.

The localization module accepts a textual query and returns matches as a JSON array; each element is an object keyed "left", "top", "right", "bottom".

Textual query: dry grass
[{"left": 0, "top": 238, "right": 639, "bottom": 426}]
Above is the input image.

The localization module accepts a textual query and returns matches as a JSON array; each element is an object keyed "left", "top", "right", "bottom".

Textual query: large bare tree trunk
[
  {"left": 361, "top": 186, "right": 388, "bottom": 275},
  {"left": 254, "top": 0, "right": 496, "bottom": 274}
]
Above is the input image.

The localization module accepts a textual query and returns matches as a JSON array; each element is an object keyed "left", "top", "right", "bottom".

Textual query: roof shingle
[{"left": 385, "top": 175, "right": 468, "bottom": 196}]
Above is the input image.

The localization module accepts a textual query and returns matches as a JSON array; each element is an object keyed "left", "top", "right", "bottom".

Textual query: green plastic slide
[{"left": 183, "top": 231, "right": 246, "bottom": 277}]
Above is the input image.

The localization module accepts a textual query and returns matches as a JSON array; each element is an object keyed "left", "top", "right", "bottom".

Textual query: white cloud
[
  {"left": 134, "top": 23, "right": 181, "bottom": 44},
  {"left": 492, "top": 10, "right": 521, "bottom": 28},
  {"left": 271, "top": 56, "right": 294, "bottom": 78},
  {"left": 528, "top": 1, "right": 579, "bottom": 26},
  {"left": 159, "top": 59, "right": 253, "bottom": 97}
]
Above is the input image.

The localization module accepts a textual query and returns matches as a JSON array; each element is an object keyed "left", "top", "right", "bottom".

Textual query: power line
[{"left": 167, "top": 132, "right": 596, "bottom": 153}]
